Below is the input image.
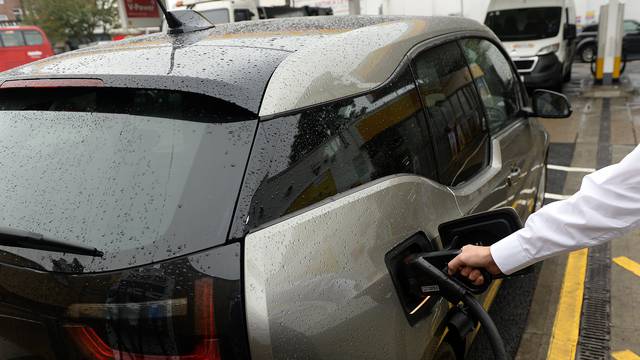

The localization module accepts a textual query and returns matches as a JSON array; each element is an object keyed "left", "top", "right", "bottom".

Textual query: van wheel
[
  {"left": 434, "top": 341, "right": 459, "bottom": 360},
  {"left": 580, "top": 44, "right": 596, "bottom": 63}
]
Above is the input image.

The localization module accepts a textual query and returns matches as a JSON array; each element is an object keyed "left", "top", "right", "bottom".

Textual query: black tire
[
  {"left": 434, "top": 341, "right": 459, "bottom": 360},
  {"left": 580, "top": 44, "right": 597, "bottom": 63}
]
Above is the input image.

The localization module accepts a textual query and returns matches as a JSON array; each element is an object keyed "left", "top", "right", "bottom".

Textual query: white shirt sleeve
[{"left": 490, "top": 144, "right": 640, "bottom": 275}]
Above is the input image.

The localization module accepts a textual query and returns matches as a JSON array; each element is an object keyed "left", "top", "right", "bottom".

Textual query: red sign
[{"left": 124, "top": 0, "right": 160, "bottom": 18}]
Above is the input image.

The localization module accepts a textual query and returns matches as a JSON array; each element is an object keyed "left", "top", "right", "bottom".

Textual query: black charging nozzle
[{"left": 405, "top": 251, "right": 509, "bottom": 360}]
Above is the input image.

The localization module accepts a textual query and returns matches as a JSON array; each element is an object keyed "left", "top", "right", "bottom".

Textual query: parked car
[
  {"left": 0, "top": 25, "right": 54, "bottom": 72},
  {"left": 0, "top": 15, "right": 570, "bottom": 360},
  {"left": 484, "top": 0, "right": 577, "bottom": 90},
  {"left": 576, "top": 20, "right": 640, "bottom": 62}
]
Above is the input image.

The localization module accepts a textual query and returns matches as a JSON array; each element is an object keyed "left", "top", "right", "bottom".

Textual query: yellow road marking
[
  {"left": 546, "top": 248, "right": 589, "bottom": 360},
  {"left": 613, "top": 256, "right": 640, "bottom": 277},
  {"left": 483, "top": 279, "right": 503, "bottom": 310},
  {"left": 612, "top": 350, "right": 640, "bottom": 360}
]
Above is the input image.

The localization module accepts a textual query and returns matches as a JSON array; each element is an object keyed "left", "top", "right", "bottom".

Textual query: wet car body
[{"left": 0, "top": 16, "right": 548, "bottom": 360}]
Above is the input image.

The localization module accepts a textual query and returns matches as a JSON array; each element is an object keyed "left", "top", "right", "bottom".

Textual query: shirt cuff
[{"left": 490, "top": 233, "right": 532, "bottom": 275}]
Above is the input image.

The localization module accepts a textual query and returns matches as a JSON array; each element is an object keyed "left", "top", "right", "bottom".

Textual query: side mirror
[
  {"left": 564, "top": 23, "right": 577, "bottom": 40},
  {"left": 531, "top": 89, "right": 572, "bottom": 118}
]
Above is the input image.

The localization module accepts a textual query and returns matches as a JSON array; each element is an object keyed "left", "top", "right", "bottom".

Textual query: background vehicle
[
  {"left": 175, "top": 0, "right": 332, "bottom": 24},
  {"left": 485, "top": 0, "right": 577, "bottom": 90},
  {"left": 176, "top": 0, "right": 259, "bottom": 23},
  {"left": 577, "top": 19, "right": 640, "bottom": 62},
  {"left": 0, "top": 15, "right": 567, "bottom": 359},
  {"left": 0, "top": 25, "right": 53, "bottom": 72}
]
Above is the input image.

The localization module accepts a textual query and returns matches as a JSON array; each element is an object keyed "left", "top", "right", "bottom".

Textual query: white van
[
  {"left": 484, "top": 0, "right": 577, "bottom": 90},
  {"left": 175, "top": 0, "right": 259, "bottom": 24}
]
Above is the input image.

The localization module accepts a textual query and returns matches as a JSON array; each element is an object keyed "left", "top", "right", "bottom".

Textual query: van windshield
[
  {"left": 485, "top": 7, "right": 563, "bottom": 41},
  {"left": 0, "top": 87, "right": 256, "bottom": 273}
]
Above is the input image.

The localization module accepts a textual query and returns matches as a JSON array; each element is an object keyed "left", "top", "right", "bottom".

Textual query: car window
[
  {"left": 624, "top": 21, "right": 639, "bottom": 33},
  {"left": 234, "top": 9, "right": 253, "bottom": 21},
  {"left": 412, "top": 42, "right": 490, "bottom": 187},
  {"left": 235, "top": 68, "right": 438, "bottom": 231},
  {"left": 460, "top": 38, "right": 521, "bottom": 134},
  {"left": 584, "top": 24, "right": 598, "bottom": 32},
  {"left": 22, "top": 30, "right": 44, "bottom": 46},
  {"left": 0, "top": 30, "right": 25, "bottom": 47},
  {"left": 199, "top": 8, "right": 231, "bottom": 24}
]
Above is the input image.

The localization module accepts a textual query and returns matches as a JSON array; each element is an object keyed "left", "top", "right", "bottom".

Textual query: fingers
[
  {"left": 447, "top": 255, "right": 463, "bottom": 275},
  {"left": 460, "top": 266, "right": 472, "bottom": 277},
  {"left": 468, "top": 269, "right": 485, "bottom": 286}
]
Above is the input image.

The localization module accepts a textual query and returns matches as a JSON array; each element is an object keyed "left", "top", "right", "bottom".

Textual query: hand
[{"left": 447, "top": 245, "right": 502, "bottom": 286}]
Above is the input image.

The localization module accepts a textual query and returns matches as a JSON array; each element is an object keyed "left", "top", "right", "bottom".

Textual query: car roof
[{"left": 0, "top": 16, "right": 492, "bottom": 116}]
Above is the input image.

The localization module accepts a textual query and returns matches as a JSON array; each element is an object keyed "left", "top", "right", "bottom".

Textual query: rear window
[
  {"left": 0, "top": 30, "right": 26, "bottom": 47},
  {"left": 23, "top": 30, "right": 44, "bottom": 46},
  {"left": 0, "top": 87, "right": 256, "bottom": 272}
]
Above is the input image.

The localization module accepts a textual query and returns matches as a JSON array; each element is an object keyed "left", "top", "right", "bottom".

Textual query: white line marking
[
  {"left": 545, "top": 192, "right": 572, "bottom": 201},
  {"left": 547, "top": 164, "right": 596, "bottom": 173}
]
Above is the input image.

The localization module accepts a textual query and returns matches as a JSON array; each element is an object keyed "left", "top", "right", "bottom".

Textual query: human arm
[{"left": 449, "top": 144, "right": 640, "bottom": 276}]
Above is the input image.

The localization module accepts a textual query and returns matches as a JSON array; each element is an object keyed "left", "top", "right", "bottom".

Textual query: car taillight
[{"left": 65, "top": 277, "right": 220, "bottom": 360}]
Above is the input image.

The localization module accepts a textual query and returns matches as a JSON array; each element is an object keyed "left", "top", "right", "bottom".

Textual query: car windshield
[
  {"left": 485, "top": 7, "right": 562, "bottom": 41},
  {"left": 0, "top": 87, "right": 256, "bottom": 272}
]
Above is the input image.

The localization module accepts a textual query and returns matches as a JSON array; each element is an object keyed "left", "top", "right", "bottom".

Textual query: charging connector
[{"left": 406, "top": 252, "right": 509, "bottom": 360}]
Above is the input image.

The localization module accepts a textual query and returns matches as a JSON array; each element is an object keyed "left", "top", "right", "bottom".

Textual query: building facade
[{"left": 0, "top": 0, "right": 23, "bottom": 22}]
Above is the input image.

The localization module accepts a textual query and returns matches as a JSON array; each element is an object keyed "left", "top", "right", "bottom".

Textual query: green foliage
[{"left": 22, "top": 0, "right": 119, "bottom": 45}]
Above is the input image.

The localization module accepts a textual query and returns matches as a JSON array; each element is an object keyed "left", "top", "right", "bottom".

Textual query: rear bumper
[{"left": 519, "top": 54, "right": 563, "bottom": 89}]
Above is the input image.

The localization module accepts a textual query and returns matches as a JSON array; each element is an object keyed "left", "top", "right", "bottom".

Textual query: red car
[{"left": 0, "top": 26, "right": 54, "bottom": 72}]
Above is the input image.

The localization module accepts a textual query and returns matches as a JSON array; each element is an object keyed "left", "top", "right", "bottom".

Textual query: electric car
[{"left": 0, "top": 14, "right": 570, "bottom": 360}]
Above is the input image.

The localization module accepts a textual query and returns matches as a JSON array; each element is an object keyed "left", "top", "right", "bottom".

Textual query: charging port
[{"left": 384, "top": 232, "right": 437, "bottom": 326}]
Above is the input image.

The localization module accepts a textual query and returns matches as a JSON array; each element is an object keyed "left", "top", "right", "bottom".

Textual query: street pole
[{"left": 460, "top": 0, "right": 463, "bottom": 17}]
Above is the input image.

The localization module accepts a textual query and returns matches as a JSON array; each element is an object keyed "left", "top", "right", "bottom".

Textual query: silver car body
[{"left": 242, "top": 16, "right": 548, "bottom": 360}]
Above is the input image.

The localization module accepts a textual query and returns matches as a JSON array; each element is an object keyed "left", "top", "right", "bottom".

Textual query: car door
[
  {"left": 0, "top": 29, "right": 28, "bottom": 71},
  {"left": 459, "top": 38, "right": 547, "bottom": 221},
  {"left": 20, "top": 29, "right": 49, "bottom": 64},
  {"left": 410, "top": 40, "right": 509, "bottom": 217},
  {"left": 623, "top": 30, "right": 640, "bottom": 61},
  {"left": 241, "top": 66, "right": 466, "bottom": 359}
]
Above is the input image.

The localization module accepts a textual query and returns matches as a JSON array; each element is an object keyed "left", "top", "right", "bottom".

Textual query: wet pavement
[{"left": 470, "top": 61, "right": 640, "bottom": 360}]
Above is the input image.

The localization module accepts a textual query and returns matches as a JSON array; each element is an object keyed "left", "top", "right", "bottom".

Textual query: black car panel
[{"left": 0, "top": 243, "right": 248, "bottom": 359}]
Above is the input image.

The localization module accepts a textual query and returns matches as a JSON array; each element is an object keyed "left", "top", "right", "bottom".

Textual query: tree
[{"left": 22, "top": 0, "right": 119, "bottom": 46}]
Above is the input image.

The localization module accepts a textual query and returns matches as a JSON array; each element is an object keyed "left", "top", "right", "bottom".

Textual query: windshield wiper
[{"left": 0, "top": 227, "right": 104, "bottom": 257}]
